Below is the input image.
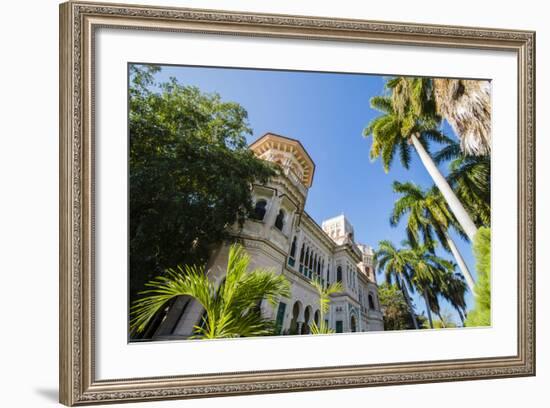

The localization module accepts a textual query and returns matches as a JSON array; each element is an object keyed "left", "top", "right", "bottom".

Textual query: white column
[
  {"left": 263, "top": 193, "right": 281, "bottom": 234},
  {"left": 321, "top": 256, "right": 327, "bottom": 286}
]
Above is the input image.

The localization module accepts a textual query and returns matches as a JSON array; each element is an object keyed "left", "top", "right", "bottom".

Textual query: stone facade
[{"left": 155, "top": 133, "right": 384, "bottom": 339}]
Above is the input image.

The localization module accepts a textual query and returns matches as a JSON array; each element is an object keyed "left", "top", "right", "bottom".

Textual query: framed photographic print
[{"left": 59, "top": 1, "right": 536, "bottom": 405}]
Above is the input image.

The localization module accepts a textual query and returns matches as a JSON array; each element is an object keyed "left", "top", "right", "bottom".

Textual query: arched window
[
  {"left": 304, "top": 247, "right": 310, "bottom": 276},
  {"left": 289, "top": 236, "right": 297, "bottom": 258},
  {"left": 274, "top": 209, "right": 285, "bottom": 231},
  {"left": 252, "top": 199, "right": 267, "bottom": 221},
  {"left": 336, "top": 266, "right": 342, "bottom": 282},
  {"left": 288, "top": 236, "right": 297, "bottom": 267},
  {"left": 314, "top": 310, "right": 320, "bottom": 325},
  {"left": 313, "top": 254, "right": 318, "bottom": 278},
  {"left": 299, "top": 243, "right": 305, "bottom": 273},
  {"left": 368, "top": 294, "right": 376, "bottom": 310}
]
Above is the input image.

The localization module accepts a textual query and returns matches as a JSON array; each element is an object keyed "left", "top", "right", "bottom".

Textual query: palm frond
[
  {"left": 433, "top": 139, "right": 462, "bottom": 165},
  {"left": 309, "top": 320, "right": 335, "bottom": 335},
  {"left": 131, "top": 244, "right": 291, "bottom": 339},
  {"left": 130, "top": 264, "right": 213, "bottom": 335},
  {"left": 369, "top": 95, "right": 394, "bottom": 114}
]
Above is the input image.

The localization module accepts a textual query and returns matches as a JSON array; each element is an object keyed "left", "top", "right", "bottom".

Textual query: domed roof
[{"left": 249, "top": 132, "right": 316, "bottom": 188}]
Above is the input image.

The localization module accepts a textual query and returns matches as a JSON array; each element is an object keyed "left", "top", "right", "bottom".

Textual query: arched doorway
[
  {"left": 289, "top": 301, "right": 302, "bottom": 335},
  {"left": 350, "top": 315, "right": 357, "bottom": 333},
  {"left": 314, "top": 310, "right": 320, "bottom": 326},
  {"left": 301, "top": 306, "right": 312, "bottom": 334}
]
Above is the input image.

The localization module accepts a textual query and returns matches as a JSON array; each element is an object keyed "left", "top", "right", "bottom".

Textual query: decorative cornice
[{"left": 300, "top": 212, "right": 337, "bottom": 251}]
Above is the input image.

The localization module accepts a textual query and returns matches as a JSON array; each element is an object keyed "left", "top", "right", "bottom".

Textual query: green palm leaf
[
  {"left": 364, "top": 77, "right": 444, "bottom": 174},
  {"left": 308, "top": 278, "right": 343, "bottom": 335},
  {"left": 130, "top": 244, "right": 291, "bottom": 339},
  {"left": 434, "top": 139, "right": 490, "bottom": 227}
]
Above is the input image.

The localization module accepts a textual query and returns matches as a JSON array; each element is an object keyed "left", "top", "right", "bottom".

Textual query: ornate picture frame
[{"left": 59, "top": 1, "right": 535, "bottom": 405}]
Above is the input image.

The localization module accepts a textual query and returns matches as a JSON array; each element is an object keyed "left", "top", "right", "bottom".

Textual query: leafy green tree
[
  {"left": 308, "top": 279, "right": 343, "bottom": 335},
  {"left": 128, "top": 65, "right": 275, "bottom": 318},
  {"left": 378, "top": 283, "right": 420, "bottom": 330},
  {"left": 131, "top": 244, "right": 291, "bottom": 339},
  {"left": 465, "top": 227, "right": 491, "bottom": 327},
  {"left": 365, "top": 77, "right": 478, "bottom": 241},
  {"left": 391, "top": 181, "right": 475, "bottom": 291}
]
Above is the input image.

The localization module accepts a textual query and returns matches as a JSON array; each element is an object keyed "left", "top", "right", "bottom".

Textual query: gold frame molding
[{"left": 59, "top": 1, "right": 536, "bottom": 405}]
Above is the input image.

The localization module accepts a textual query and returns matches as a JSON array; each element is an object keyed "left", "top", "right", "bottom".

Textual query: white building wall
[{"left": 160, "top": 134, "right": 384, "bottom": 339}]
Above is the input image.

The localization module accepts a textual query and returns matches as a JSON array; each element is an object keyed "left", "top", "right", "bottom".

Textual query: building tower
[{"left": 321, "top": 214, "right": 355, "bottom": 245}]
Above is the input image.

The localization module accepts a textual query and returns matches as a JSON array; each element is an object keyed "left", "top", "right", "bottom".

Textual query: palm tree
[
  {"left": 390, "top": 181, "right": 475, "bottom": 292},
  {"left": 399, "top": 242, "right": 467, "bottom": 329},
  {"left": 434, "top": 139, "right": 490, "bottom": 228},
  {"left": 365, "top": 78, "right": 478, "bottom": 241},
  {"left": 433, "top": 310, "right": 459, "bottom": 328},
  {"left": 130, "top": 244, "right": 291, "bottom": 339},
  {"left": 419, "top": 270, "right": 468, "bottom": 327},
  {"left": 408, "top": 244, "right": 465, "bottom": 329},
  {"left": 405, "top": 244, "right": 451, "bottom": 329},
  {"left": 438, "top": 270, "right": 468, "bottom": 325},
  {"left": 375, "top": 240, "right": 419, "bottom": 329},
  {"left": 391, "top": 76, "right": 491, "bottom": 156},
  {"left": 309, "top": 279, "right": 344, "bottom": 335},
  {"left": 433, "top": 78, "right": 491, "bottom": 156}
]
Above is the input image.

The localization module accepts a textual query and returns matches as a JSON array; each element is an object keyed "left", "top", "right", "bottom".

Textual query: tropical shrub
[
  {"left": 465, "top": 227, "right": 491, "bottom": 327},
  {"left": 309, "top": 280, "right": 343, "bottom": 335},
  {"left": 378, "top": 283, "right": 418, "bottom": 330},
  {"left": 130, "top": 244, "right": 291, "bottom": 339}
]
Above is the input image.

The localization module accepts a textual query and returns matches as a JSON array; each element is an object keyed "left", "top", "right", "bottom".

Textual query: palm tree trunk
[
  {"left": 436, "top": 312, "right": 447, "bottom": 328},
  {"left": 423, "top": 289, "right": 434, "bottom": 329},
  {"left": 397, "top": 274, "right": 419, "bottom": 329},
  {"left": 445, "top": 232, "right": 476, "bottom": 292},
  {"left": 410, "top": 133, "right": 478, "bottom": 241}
]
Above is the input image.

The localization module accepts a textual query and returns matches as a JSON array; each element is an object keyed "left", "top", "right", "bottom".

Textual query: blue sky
[{"left": 138, "top": 63, "right": 478, "bottom": 325}]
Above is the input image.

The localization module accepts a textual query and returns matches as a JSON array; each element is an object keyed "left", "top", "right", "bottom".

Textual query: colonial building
[{"left": 154, "top": 133, "right": 384, "bottom": 339}]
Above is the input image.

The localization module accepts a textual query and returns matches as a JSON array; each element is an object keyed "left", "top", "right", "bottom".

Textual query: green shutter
[{"left": 275, "top": 302, "right": 287, "bottom": 334}]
